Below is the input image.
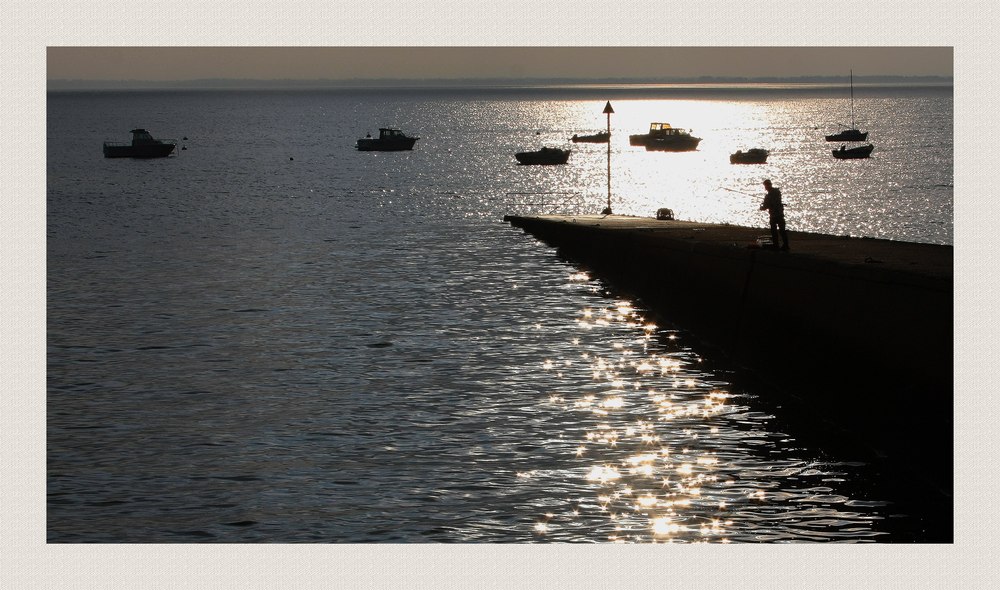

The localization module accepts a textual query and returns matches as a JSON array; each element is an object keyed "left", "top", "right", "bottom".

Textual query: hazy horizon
[
  {"left": 46, "top": 75, "right": 954, "bottom": 92},
  {"left": 47, "top": 47, "right": 953, "bottom": 85}
]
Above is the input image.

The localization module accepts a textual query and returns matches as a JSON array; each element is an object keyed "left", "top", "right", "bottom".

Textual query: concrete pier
[{"left": 505, "top": 214, "right": 953, "bottom": 538}]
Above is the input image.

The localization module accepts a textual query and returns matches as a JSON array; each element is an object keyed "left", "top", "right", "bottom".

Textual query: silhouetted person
[{"left": 760, "top": 179, "right": 789, "bottom": 250}]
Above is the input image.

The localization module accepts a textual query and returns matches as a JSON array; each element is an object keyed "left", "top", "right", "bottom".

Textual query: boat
[
  {"left": 630, "top": 122, "right": 701, "bottom": 152},
  {"left": 730, "top": 148, "right": 769, "bottom": 164},
  {"left": 514, "top": 147, "right": 571, "bottom": 165},
  {"left": 631, "top": 123, "right": 702, "bottom": 151},
  {"left": 356, "top": 128, "right": 419, "bottom": 151},
  {"left": 645, "top": 132, "right": 702, "bottom": 151},
  {"left": 826, "top": 128, "right": 868, "bottom": 142},
  {"left": 570, "top": 131, "right": 610, "bottom": 143},
  {"left": 825, "top": 70, "right": 869, "bottom": 142},
  {"left": 102, "top": 129, "right": 177, "bottom": 158},
  {"left": 832, "top": 143, "right": 874, "bottom": 159}
]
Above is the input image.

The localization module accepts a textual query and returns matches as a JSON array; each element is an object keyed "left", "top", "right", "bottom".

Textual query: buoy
[
  {"left": 289, "top": 157, "right": 294, "bottom": 160},
  {"left": 183, "top": 136, "right": 188, "bottom": 140}
]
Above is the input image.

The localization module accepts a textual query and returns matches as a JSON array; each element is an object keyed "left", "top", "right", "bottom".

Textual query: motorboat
[
  {"left": 630, "top": 122, "right": 701, "bottom": 151},
  {"left": 570, "top": 131, "right": 610, "bottom": 143},
  {"left": 631, "top": 123, "right": 701, "bottom": 151},
  {"left": 645, "top": 132, "right": 701, "bottom": 151},
  {"left": 356, "top": 128, "right": 419, "bottom": 151},
  {"left": 514, "top": 147, "right": 571, "bottom": 165},
  {"left": 832, "top": 143, "right": 874, "bottom": 159},
  {"left": 730, "top": 148, "right": 769, "bottom": 164},
  {"left": 102, "top": 129, "right": 177, "bottom": 158}
]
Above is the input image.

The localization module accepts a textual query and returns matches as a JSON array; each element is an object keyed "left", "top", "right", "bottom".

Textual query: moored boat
[
  {"left": 630, "top": 122, "right": 701, "bottom": 151},
  {"left": 832, "top": 143, "right": 874, "bottom": 159},
  {"left": 730, "top": 148, "right": 769, "bottom": 164},
  {"left": 631, "top": 123, "right": 701, "bottom": 151},
  {"left": 514, "top": 147, "right": 571, "bottom": 165},
  {"left": 825, "top": 128, "right": 869, "bottom": 142},
  {"left": 356, "top": 128, "right": 419, "bottom": 151},
  {"left": 825, "top": 70, "right": 868, "bottom": 142},
  {"left": 570, "top": 131, "right": 610, "bottom": 143},
  {"left": 645, "top": 133, "right": 701, "bottom": 152},
  {"left": 102, "top": 129, "right": 177, "bottom": 158}
]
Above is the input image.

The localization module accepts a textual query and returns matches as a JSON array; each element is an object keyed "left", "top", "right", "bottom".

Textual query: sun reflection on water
[
  {"left": 502, "top": 94, "right": 950, "bottom": 245},
  {"left": 524, "top": 271, "right": 887, "bottom": 543}
]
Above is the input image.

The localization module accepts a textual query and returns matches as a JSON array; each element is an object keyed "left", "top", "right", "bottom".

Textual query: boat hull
[
  {"left": 102, "top": 143, "right": 176, "bottom": 158},
  {"left": 356, "top": 138, "right": 418, "bottom": 151},
  {"left": 832, "top": 144, "right": 874, "bottom": 159},
  {"left": 645, "top": 137, "right": 701, "bottom": 152},
  {"left": 571, "top": 132, "right": 610, "bottom": 143},
  {"left": 514, "top": 149, "right": 570, "bottom": 165},
  {"left": 825, "top": 129, "right": 868, "bottom": 142},
  {"left": 730, "top": 149, "right": 769, "bottom": 164}
]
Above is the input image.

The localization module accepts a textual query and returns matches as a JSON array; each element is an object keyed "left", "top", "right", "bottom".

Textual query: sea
[{"left": 47, "top": 84, "right": 953, "bottom": 543}]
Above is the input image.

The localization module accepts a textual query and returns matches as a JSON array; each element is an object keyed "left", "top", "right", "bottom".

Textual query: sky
[{"left": 46, "top": 47, "right": 953, "bottom": 82}]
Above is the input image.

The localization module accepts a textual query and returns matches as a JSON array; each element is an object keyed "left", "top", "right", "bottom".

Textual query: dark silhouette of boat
[
  {"left": 630, "top": 122, "right": 701, "bottom": 152},
  {"left": 645, "top": 134, "right": 701, "bottom": 151},
  {"left": 514, "top": 147, "right": 571, "bottom": 165},
  {"left": 571, "top": 131, "right": 610, "bottom": 143},
  {"left": 825, "top": 70, "right": 868, "bottom": 142},
  {"left": 826, "top": 128, "right": 869, "bottom": 142},
  {"left": 102, "top": 129, "right": 177, "bottom": 158},
  {"left": 356, "top": 128, "right": 419, "bottom": 151},
  {"left": 832, "top": 143, "right": 874, "bottom": 159},
  {"left": 730, "top": 148, "right": 769, "bottom": 164}
]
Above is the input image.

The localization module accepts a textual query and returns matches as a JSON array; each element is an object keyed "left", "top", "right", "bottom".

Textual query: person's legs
[{"left": 777, "top": 218, "right": 789, "bottom": 250}]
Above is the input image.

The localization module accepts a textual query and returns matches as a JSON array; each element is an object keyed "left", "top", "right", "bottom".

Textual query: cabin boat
[
  {"left": 103, "top": 129, "right": 177, "bottom": 158},
  {"left": 514, "top": 147, "right": 571, "bottom": 165},
  {"left": 630, "top": 122, "right": 702, "bottom": 151},
  {"left": 356, "top": 128, "right": 419, "bottom": 151},
  {"left": 570, "top": 131, "right": 610, "bottom": 143},
  {"left": 730, "top": 148, "right": 769, "bottom": 164},
  {"left": 631, "top": 123, "right": 702, "bottom": 151},
  {"left": 832, "top": 143, "right": 874, "bottom": 159}
]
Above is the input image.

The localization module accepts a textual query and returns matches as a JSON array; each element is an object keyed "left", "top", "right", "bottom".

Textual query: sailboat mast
[{"left": 850, "top": 69, "right": 855, "bottom": 128}]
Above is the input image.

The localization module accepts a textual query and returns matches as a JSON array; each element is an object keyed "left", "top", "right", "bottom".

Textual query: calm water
[{"left": 47, "top": 85, "right": 952, "bottom": 542}]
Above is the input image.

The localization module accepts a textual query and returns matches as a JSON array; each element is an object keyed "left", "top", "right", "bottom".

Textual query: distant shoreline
[{"left": 47, "top": 75, "right": 953, "bottom": 92}]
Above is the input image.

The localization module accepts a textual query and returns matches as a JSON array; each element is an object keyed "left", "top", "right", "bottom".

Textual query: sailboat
[{"left": 825, "top": 70, "right": 869, "bottom": 142}]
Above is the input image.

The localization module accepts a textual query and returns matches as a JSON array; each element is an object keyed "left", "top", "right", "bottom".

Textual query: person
[{"left": 760, "top": 179, "right": 789, "bottom": 250}]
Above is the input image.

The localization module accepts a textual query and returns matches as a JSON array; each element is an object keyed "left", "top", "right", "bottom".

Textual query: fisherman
[{"left": 760, "top": 179, "right": 789, "bottom": 250}]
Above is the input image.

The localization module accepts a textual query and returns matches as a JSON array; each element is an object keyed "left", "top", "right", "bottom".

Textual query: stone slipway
[{"left": 505, "top": 213, "right": 953, "bottom": 535}]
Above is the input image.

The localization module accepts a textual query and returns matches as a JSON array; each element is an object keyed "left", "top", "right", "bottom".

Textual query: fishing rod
[{"left": 720, "top": 186, "right": 758, "bottom": 197}]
